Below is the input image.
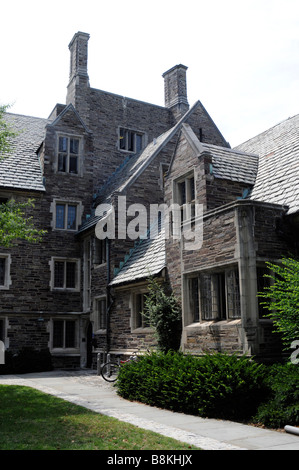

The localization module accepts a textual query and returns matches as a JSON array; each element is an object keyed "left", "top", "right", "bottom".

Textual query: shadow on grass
[{"left": 0, "top": 385, "right": 198, "bottom": 451}]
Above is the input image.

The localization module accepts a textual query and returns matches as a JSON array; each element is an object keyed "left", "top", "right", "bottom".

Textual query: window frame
[
  {"left": 83, "top": 238, "right": 92, "bottom": 312},
  {"left": 55, "top": 202, "right": 77, "bottom": 231},
  {"left": 56, "top": 134, "right": 82, "bottom": 175},
  {"left": 0, "top": 317, "right": 8, "bottom": 347},
  {"left": 50, "top": 257, "right": 80, "bottom": 292},
  {"left": 93, "top": 238, "right": 107, "bottom": 266},
  {"left": 0, "top": 318, "right": 4, "bottom": 343},
  {"left": 0, "top": 254, "right": 11, "bottom": 290},
  {"left": 186, "top": 267, "right": 241, "bottom": 324},
  {"left": 51, "top": 318, "right": 79, "bottom": 352},
  {"left": 51, "top": 199, "right": 82, "bottom": 232},
  {"left": 118, "top": 127, "right": 145, "bottom": 153},
  {"left": 93, "top": 296, "right": 107, "bottom": 332},
  {"left": 130, "top": 290, "right": 151, "bottom": 331},
  {"left": 174, "top": 171, "right": 196, "bottom": 224}
]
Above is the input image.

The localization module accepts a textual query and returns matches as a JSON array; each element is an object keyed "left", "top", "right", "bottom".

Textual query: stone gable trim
[{"left": 47, "top": 103, "right": 90, "bottom": 134}]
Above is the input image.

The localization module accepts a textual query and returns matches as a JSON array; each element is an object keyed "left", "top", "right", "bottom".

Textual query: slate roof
[
  {"left": 235, "top": 114, "right": 299, "bottom": 214},
  {"left": 180, "top": 123, "right": 258, "bottom": 186},
  {"left": 96, "top": 125, "right": 176, "bottom": 199},
  {"left": 86, "top": 107, "right": 260, "bottom": 286},
  {"left": 79, "top": 101, "right": 202, "bottom": 234},
  {"left": 203, "top": 143, "right": 259, "bottom": 185},
  {"left": 83, "top": 105, "right": 203, "bottom": 284},
  {"left": 110, "top": 225, "right": 166, "bottom": 286},
  {"left": 78, "top": 133, "right": 173, "bottom": 234},
  {"left": 0, "top": 113, "right": 48, "bottom": 192}
]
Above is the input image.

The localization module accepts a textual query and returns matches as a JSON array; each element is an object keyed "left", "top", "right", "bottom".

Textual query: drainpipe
[{"left": 106, "top": 238, "right": 112, "bottom": 357}]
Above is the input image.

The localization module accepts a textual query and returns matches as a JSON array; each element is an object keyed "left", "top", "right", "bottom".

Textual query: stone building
[{"left": 0, "top": 32, "right": 298, "bottom": 369}]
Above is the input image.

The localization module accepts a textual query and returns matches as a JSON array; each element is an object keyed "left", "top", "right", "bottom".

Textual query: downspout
[{"left": 106, "top": 238, "right": 113, "bottom": 356}]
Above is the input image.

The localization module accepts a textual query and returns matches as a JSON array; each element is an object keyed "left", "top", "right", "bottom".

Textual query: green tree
[
  {"left": 0, "top": 104, "right": 46, "bottom": 246},
  {"left": 0, "top": 104, "right": 18, "bottom": 156},
  {"left": 142, "top": 277, "right": 182, "bottom": 353},
  {"left": 259, "top": 257, "right": 299, "bottom": 351},
  {"left": 0, "top": 199, "right": 46, "bottom": 247}
]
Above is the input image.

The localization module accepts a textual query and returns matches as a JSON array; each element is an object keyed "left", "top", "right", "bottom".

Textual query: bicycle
[{"left": 101, "top": 353, "right": 138, "bottom": 382}]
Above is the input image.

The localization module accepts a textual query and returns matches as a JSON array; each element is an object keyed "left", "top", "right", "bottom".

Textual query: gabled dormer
[
  {"left": 44, "top": 103, "right": 92, "bottom": 178},
  {"left": 165, "top": 123, "right": 258, "bottom": 218}
]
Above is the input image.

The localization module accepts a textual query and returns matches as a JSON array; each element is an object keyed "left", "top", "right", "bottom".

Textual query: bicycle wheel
[{"left": 101, "top": 362, "right": 120, "bottom": 382}]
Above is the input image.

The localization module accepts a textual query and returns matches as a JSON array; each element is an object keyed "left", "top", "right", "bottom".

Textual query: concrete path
[{"left": 0, "top": 369, "right": 298, "bottom": 451}]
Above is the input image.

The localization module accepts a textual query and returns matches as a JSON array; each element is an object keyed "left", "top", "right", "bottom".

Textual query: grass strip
[{"left": 0, "top": 385, "right": 200, "bottom": 450}]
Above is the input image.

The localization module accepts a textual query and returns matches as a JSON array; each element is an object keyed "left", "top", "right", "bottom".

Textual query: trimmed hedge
[{"left": 116, "top": 351, "right": 269, "bottom": 422}]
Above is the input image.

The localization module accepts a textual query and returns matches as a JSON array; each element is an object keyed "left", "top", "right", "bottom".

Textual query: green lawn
[{"left": 0, "top": 385, "right": 200, "bottom": 450}]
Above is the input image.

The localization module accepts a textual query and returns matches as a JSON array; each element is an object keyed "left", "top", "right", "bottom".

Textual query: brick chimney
[
  {"left": 162, "top": 64, "right": 189, "bottom": 119},
  {"left": 66, "top": 32, "right": 90, "bottom": 122}
]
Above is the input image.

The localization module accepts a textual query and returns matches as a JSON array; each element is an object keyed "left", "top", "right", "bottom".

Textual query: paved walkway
[{"left": 0, "top": 369, "right": 298, "bottom": 451}]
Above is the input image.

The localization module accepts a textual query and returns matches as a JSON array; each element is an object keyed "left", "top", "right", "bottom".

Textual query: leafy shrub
[
  {"left": 258, "top": 257, "right": 299, "bottom": 350},
  {"left": 116, "top": 351, "right": 269, "bottom": 422},
  {"left": 142, "top": 278, "right": 181, "bottom": 352},
  {"left": 254, "top": 363, "right": 299, "bottom": 428}
]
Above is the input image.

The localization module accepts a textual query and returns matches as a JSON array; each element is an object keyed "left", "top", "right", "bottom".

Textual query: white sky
[{"left": 1, "top": 0, "right": 299, "bottom": 147}]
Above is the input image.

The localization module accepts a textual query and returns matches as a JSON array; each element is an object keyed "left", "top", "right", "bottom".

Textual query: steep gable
[
  {"left": 47, "top": 103, "right": 90, "bottom": 134},
  {"left": 78, "top": 102, "right": 202, "bottom": 234},
  {"left": 165, "top": 122, "right": 259, "bottom": 214}
]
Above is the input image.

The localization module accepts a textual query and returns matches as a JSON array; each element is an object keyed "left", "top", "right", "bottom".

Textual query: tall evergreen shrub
[{"left": 142, "top": 278, "right": 182, "bottom": 352}]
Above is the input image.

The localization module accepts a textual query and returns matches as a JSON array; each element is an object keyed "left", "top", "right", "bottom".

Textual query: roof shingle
[
  {"left": 235, "top": 114, "right": 299, "bottom": 214},
  {"left": 0, "top": 113, "right": 48, "bottom": 192},
  {"left": 110, "top": 225, "right": 166, "bottom": 286}
]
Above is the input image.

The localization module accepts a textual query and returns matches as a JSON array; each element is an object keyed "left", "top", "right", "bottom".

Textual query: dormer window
[
  {"left": 58, "top": 136, "right": 80, "bottom": 174},
  {"left": 119, "top": 127, "right": 144, "bottom": 153}
]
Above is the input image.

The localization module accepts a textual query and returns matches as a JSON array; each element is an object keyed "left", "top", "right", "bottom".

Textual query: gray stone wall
[
  {"left": 164, "top": 129, "right": 289, "bottom": 359},
  {"left": 2, "top": 31, "right": 291, "bottom": 366},
  {"left": 109, "top": 285, "right": 158, "bottom": 354}
]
